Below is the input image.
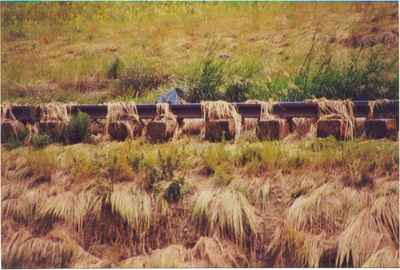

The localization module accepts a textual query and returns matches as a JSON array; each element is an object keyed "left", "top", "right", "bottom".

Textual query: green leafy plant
[
  {"left": 64, "top": 111, "right": 90, "bottom": 144},
  {"left": 31, "top": 134, "right": 51, "bottom": 149},
  {"left": 187, "top": 55, "right": 225, "bottom": 102}
]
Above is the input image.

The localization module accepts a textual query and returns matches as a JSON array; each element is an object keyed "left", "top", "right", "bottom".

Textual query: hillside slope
[{"left": 1, "top": 2, "right": 398, "bottom": 103}]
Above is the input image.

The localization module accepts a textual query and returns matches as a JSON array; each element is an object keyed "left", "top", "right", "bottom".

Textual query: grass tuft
[{"left": 192, "top": 187, "right": 258, "bottom": 247}]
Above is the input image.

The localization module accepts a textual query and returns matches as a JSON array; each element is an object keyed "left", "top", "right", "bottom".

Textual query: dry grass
[
  {"left": 1, "top": 138, "right": 398, "bottom": 267},
  {"left": 2, "top": 230, "right": 73, "bottom": 268},
  {"left": 108, "top": 189, "right": 151, "bottom": 235},
  {"left": 286, "top": 183, "right": 344, "bottom": 233},
  {"left": 362, "top": 246, "right": 400, "bottom": 267},
  {"left": 367, "top": 98, "right": 390, "bottom": 119},
  {"left": 246, "top": 99, "right": 277, "bottom": 120},
  {"left": 267, "top": 222, "right": 334, "bottom": 267},
  {"left": 39, "top": 102, "right": 70, "bottom": 122},
  {"left": 335, "top": 198, "right": 397, "bottom": 268},
  {"left": 2, "top": 189, "right": 42, "bottom": 222},
  {"left": 120, "top": 244, "right": 188, "bottom": 268},
  {"left": 192, "top": 187, "right": 258, "bottom": 247}
]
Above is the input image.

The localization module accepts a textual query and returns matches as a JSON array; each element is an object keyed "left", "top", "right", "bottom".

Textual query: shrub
[
  {"left": 187, "top": 55, "right": 225, "bottom": 102},
  {"left": 162, "top": 177, "right": 189, "bottom": 204},
  {"left": 107, "top": 57, "right": 125, "bottom": 79},
  {"left": 142, "top": 149, "right": 181, "bottom": 191},
  {"left": 31, "top": 134, "right": 51, "bottom": 149},
  {"left": 114, "top": 57, "right": 168, "bottom": 98},
  {"left": 289, "top": 49, "right": 398, "bottom": 101},
  {"left": 4, "top": 126, "right": 29, "bottom": 150},
  {"left": 224, "top": 78, "right": 252, "bottom": 102},
  {"left": 64, "top": 111, "right": 90, "bottom": 144}
]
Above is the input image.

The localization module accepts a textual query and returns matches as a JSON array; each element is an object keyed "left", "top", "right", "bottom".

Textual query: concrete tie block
[
  {"left": 256, "top": 119, "right": 289, "bottom": 140},
  {"left": 146, "top": 119, "right": 177, "bottom": 143},
  {"left": 365, "top": 119, "right": 398, "bottom": 139},
  {"left": 317, "top": 119, "right": 348, "bottom": 140},
  {"left": 204, "top": 120, "right": 235, "bottom": 142}
]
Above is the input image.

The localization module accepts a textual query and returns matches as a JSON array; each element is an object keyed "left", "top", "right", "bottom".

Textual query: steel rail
[{"left": 6, "top": 100, "right": 399, "bottom": 123}]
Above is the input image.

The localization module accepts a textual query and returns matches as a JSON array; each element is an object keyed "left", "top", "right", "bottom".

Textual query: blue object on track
[{"left": 157, "top": 88, "right": 187, "bottom": 105}]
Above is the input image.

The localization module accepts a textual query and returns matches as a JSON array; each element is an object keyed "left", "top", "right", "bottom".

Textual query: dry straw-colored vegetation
[{"left": 1, "top": 137, "right": 398, "bottom": 267}]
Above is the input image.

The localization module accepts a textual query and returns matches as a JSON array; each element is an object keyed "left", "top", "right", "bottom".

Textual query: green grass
[{"left": 1, "top": 2, "right": 398, "bottom": 103}]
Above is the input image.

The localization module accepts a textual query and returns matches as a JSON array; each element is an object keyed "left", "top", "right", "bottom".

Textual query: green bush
[
  {"left": 187, "top": 55, "right": 225, "bottom": 102},
  {"left": 106, "top": 57, "right": 125, "bottom": 79},
  {"left": 224, "top": 78, "right": 252, "bottom": 102},
  {"left": 114, "top": 57, "right": 168, "bottom": 98},
  {"left": 31, "top": 134, "right": 51, "bottom": 149},
  {"left": 64, "top": 111, "right": 90, "bottom": 144},
  {"left": 288, "top": 49, "right": 398, "bottom": 101},
  {"left": 4, "top": 126, "right": 29, "bottom": 149}
]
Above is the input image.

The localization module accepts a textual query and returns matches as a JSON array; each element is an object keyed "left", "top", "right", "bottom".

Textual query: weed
[
  {"left": 107, "top": 57, "right": 125, "bottom": 79},
  {"left": 31, "top": 133, "right": 51, "bottom": 149},
  {"left": 224, "top": 78, "right": 253, "bottom": 102},
  {"left": 192, "top": 187, "right": 258, "bottom": 248},
  {"left": 64, "top": 111, "right": 90, "bottom": 144},
  {"left": 187, "top": 55, "right": 225, "bottom": 102},
  {"left": 4, "top": 126, "right": 29, "bottom": 150}
]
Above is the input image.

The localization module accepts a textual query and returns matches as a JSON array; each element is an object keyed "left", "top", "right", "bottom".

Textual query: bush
[
  {"left": 31, "top": 134, "right": 51, "bottom": 149},
  {"left": 224, "top": 78, "right": 252, "bottom": 102},
  {"left": 64, "top": 111, "right": 90, "bottom": 144},
  {"left": 288, "top": 49, "right": 398, "bottom": 101},
  {"left": 113, "top": 57, "right": 168, "bottom": 98},
  {"left": 106, "top": 57, "right": 125, "bottom": 79},
  {"left": 187, "top": 56, "right": 225, "bottom": 102},
  {"left": 4, "top": 127, "right": 28, "bottom": 150}
]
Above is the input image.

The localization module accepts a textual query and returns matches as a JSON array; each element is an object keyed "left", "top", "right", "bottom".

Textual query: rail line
[{"left": 6, "top": 100, "right": 399, "bottom": 123}]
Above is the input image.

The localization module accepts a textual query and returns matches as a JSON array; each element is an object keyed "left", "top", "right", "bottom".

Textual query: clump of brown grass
[
  {"left": 105, "top": 102, "right": 143, "bottom": 138},
  {"left": 367, "top": 99, "right": 390, "bottom": 119},
  {"left": 2, "top": 189, "right": 43, "bottom": 223},
  {"left": 108, "top": 189, "right": 152, "bottom": 235},
  {"left": 2, "top": 230, "right": 73, "bottom": 268},
  {"left": 335, "top": 193, "right": 398, "bottom": 269},
  {"left": 267, "top": 222, "right": 334, "bottom": 267},
  {"left": 245, "top": 99, "right": 277, "bottom": 120},
  {"left": 120, "top": 244, "right": 188, "bottom": 267},
  {"left": 190, "top": 236, "right": 248, "bottom": 267},
  {"left": 201, "top": 101, "right": 242, "bottom": 140},
  {"left": 336, "top": 208, "right": 385, "bottom": 267},
  {"left": 39, "top": 183, "right": 152, "bottom": 247},
  {"left": 39, "top": 102, "right": 71, "bottom": 123},
  {"left": 362, "top": 246, "right": 400, "bottom": 267},
  {"left": 286, "top": 183, "right": 345, "bottom": 233},
  {"left": 370, "top": 194, "right": 399, "bottom": 246},
  {"left": 259, "top": 100, "right": 277, "bottom": 120},
  {"left": 192, "top": 187, "right": 258, "bottom": 247},
  {"left": 155, "top": 103, "right": 177, "bottom": 122},
  {"left": 290, "top": 117, "right": 318, "bottom": 138}
]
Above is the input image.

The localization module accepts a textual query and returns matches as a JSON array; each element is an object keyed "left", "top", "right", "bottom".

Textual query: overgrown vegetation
[
  {"left": 1, "top": 138, "right": 398, "bottom": 267},
  {"left": 1, "top": 3, "right": 398, "bottom": 103}
]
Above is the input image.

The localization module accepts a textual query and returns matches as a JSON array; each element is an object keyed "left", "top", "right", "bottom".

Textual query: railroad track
[{"left": 5, "top": 100, "right": 399, "bottom": 123}]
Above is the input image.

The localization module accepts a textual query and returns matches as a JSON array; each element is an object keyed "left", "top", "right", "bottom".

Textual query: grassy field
[
  {"left": 1, "top": 2, "right": 399, "bottom": 103},
  {"left": 1, "top": 137, "right": 399, "bottom": 267}
]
